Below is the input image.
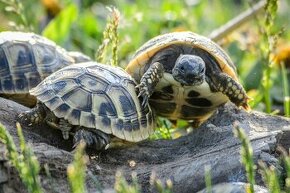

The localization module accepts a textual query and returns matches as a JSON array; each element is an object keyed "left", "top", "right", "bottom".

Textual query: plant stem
[
  {"left": 233, "top": 124, "right": 255, "bottom": 193},
  {"left": 281, "top": 62, "right": 290, "bottom": 117}
]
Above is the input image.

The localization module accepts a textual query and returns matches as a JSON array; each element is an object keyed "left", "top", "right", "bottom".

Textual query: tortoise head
[{"left": 172, "top": 55, "right": 205, "bottom": 86}]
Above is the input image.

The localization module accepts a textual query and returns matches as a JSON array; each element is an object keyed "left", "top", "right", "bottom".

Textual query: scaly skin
[
  {"left": 18, "top": 102, "right": 111, "bottom": 150},
  {"left": 73, "top": 128, "right": 111, "bottom": 150},
  {"left": 208, "top": 72, "right": 250, "bottom": 110},
  {"left": 136, "top": 62, "right": 164, "bottom": 107},
  {"left": 17, "top": 102, "right": 47, "bottom": 126}
]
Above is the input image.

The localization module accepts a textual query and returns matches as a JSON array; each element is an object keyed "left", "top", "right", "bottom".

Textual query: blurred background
[{"left": 0, "top": 0, "right": 289, "bottom": 136}]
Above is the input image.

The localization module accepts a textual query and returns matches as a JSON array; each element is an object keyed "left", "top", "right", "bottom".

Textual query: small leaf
[{"left": 42, "top": 3, "right": 78, "bottom": 45}]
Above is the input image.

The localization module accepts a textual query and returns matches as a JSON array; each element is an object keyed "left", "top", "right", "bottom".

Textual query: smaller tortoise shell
[
  {"left": 30, "top": 62, "right": 155, "bottom": 142},
  {"left": 0, "top": 31, "right": 91, "bottom": 94},
  {"left": 126, "top": 31, "right": 238, "bottom": 82}
]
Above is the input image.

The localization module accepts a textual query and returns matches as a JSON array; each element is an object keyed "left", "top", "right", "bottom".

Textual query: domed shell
[
  {"left": 0, "top": 31, "right": 91, "bottom": 94},
  {"left": 125, "top": 31, "right": 238, "bottom": 82},
  {"left": 30, "top": 62, "right": 155, "bottom": 142}
]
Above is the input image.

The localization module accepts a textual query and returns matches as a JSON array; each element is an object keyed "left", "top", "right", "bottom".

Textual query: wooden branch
[
  {"left": 209, "top": 0, "right": 266, "bottom": 42},
  {"left": 0, "top": 97, "right": 289, "bottom": 193}
]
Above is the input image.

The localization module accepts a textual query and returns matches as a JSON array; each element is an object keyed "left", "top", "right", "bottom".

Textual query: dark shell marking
[
  {"left": 125, "top": 31, "right": 247, "bottom": 123},
  {"left": 149, "top": 77, "right": 228, "bottom": 120},
  {"left": 30, "top": 62, "right": 155, "bottom": 142},
  {"left": 0, "top": 32, "right": 92, "bottom": 94},
  {"left": 126, "top": 31, "right": 238, "bottom": 82},
  {"left": 144, "top": 45, "right": 229, "bottom": 121}
]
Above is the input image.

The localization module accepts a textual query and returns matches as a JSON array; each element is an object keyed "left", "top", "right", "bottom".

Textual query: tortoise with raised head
[
  {"left": 0, "top": 31, "right": 91, "bottom": 107},
  {"left": 126, "top": 31, "right": 250, "bottom": 127},
  {"left": 18, "top": 62, "right": 155, "bottom": 150}
]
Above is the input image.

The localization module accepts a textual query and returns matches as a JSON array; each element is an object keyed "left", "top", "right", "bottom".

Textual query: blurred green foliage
[
  {"left": 0, "top": 0, "right": 289, "bottom": 120},
  {"left": 1, "top": 2, "right": 289, "bottom": 192}
]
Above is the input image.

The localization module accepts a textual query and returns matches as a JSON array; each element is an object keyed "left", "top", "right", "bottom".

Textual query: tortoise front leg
[
  {"left": 46, "top": 117, "right": 72, "bottom": 140},
  {"left": 136, "top": 62, "right": 164, "bottom": 107},
  {"left": 17, "top": 102, "right": 47, "bottom": 126},
  {"left": 208, "top": 73, "right": 250, "bottom": 110},
  {"left": 73, "top": 128, "right": 111, "bottom": 150}
]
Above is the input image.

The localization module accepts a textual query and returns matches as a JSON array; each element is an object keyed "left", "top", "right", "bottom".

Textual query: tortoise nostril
[{"left": 186, "top": 70, "right": 198, "bottom": 78}]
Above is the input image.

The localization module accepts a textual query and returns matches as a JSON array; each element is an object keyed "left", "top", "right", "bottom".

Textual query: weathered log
[
  {"left": 197, "top": 182, "right": 269, "bottom": 193},
  {"left": 0, "top": 97, "right": 289, "bottom": 193}
]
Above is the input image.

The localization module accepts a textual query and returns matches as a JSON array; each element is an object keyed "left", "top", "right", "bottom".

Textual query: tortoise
[
  {"left": 0, "top": 31, "right": 91, "bottom": 107},
  {"left": 18, "top": 62, "right": 155, "bottom": 150},
  {"left": 125, "top": 31, "right": 250, "bottom": 127}
]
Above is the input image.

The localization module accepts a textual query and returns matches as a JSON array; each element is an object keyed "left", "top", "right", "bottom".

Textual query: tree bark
[{"left": 0, "top": 97, "right": 289, "bottom": 193}]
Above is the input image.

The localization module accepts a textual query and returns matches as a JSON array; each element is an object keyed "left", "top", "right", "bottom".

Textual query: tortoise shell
[
  {"left": 126, "top": 31, "right": 237, "bottom": 82},
  {"left": 0, "top": 31, "right": 91, "bottom": 106},
  {"left": 125, "top": 31, "right": 243, "bottom": 122},
  {"left": 30, "top": 62, "right": 155, "bottom": 142}
]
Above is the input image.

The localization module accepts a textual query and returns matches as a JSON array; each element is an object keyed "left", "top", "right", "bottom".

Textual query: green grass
[
  {"left": 0, "top": 0, "right": 290, "bottom": 192},
  {"left": 67, "top": 141, "right": 88, "bottom": 193},
  {"left": 1, "top": 0, "right": 289, "bottom": 115},
  {"left": 0, "top": 123, "right": 42, "bottom": 193},
  {"left": 234, "top": 124, "right": 256, "bottom": 193},
  {"left": 204, "top": 165, "right": 212, "bottom": 193},
  {"left": 0, "top": 0, "right": 31, "bottom": 31},
  {"left": 257, "top": 0, "right": 279, "bottom": 114},
  {"left": 115, "top": 172, "right": 140, "bottom": 193},
  {"left": 281, "top": 62, "right": 290, "bottom": 117},
  {"left": 95, "top": 6, "right": 120, "bottom": 66},
  {"left": 259, "top": 162, "right": 281, "bottom": 193}
]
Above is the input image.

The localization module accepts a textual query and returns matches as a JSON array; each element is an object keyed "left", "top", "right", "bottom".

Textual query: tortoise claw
[
  {"left": 73, "top": 129, "right": 110, "bottom": 151},
  {"left": 241, "top": 96, "right": 252, "bottom": 111},
  {"left": 136, "top": 84, "right": 150, "bottom": 108},
  {"left": 17, "top": 111, "right": 35, "bottom": 127}
]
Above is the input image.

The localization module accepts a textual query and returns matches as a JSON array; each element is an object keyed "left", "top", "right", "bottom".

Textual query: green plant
[
  {"left": 150, "top": 172, "right": 173, "bottom": 193},
  {"left": 0, "top": 0, "right": 32, "bottom": 31},
  {"left": 67, "top": 141, "right": 88, "bottom": 193},
  {"left": 96, "top": 6, "right": 120, "bottom": 66},
  {"left": 204, "top": 165, "right": 212, "bottom": 193},
  {"left": 115, "top": 171, "right": 140, "bottom": 193},
  {"left": 250, "top": 0, "right": 280, "bottom": 113},
  {"left": 0, "top": 123, "right": 42, "bottom": 193},
  {"left": 233, "top": 123, "right": 256, "bottom": 193},
  {"left": 42, "top": 3, "right": 78, "bottom": 45},
  {"left": 281, "top": 62, "right": 290, "bottom": 117},
  {"left": 259, "top": 161, "right": 281, "bottom": 193},
  {"left": 279, "top": 147, "right": 290, "bottom": 192}
]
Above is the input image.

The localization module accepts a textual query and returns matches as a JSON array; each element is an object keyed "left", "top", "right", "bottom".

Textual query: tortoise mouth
[{"left": 172, "top": 69, "right": 205, "bottom": 86}]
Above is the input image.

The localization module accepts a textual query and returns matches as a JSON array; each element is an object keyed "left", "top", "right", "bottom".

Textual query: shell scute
[
  {"left": 0, "top": 31, "right": 76, "bottom": 95},
  {"left": 98, "top": 100, "right": 118, "bottom": 117},
  {"left": 106, "top": 85, "right": 138, "bottom": 118},
  {"left": 79, "top": 111, "right": 96, "bottom": 128},
  {"left": 77, "top": 74, "right": 108, "bottom": 93},
  {"left": 15, "top": 75, "right": 28, "bottom": 91},
  {"left": 30, "top": 62, "right": 154, "bottom": 142},
  {"left": 126, "top": 31, "right": 237, "bottom": 81},
  {"left": 61, "top": 87, "right": 92, "bottom": 112}
]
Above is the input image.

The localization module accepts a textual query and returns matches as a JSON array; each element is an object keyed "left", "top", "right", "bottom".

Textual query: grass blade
[
  {"left": 233, "top": 124, "right": 255, "bottom": 193},
  {"left": 0, "top": 123, "right": 42, "bottom": 193},
  {"left": 281, "top": 62, "right": 290, "bottom": 117},
  {"left": 67, "top": 141, "right": 88, "bottom": 193},
  {"left": 95, "top": 6, "right": 120, "bottom": 66}
]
